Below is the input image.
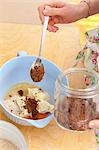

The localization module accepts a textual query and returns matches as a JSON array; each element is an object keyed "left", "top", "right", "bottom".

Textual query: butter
[
  {"left": 28, "top": 88, "right": 49, "bottom": 101},
  {"left": 4, "top": 96, "right": 21, "bottom": 116},
  {"left": 15, "top": 96, "right": 26, "bottom": 111},
  {"left": 37, "top": 100, "right": 54, "bottom": 114}
]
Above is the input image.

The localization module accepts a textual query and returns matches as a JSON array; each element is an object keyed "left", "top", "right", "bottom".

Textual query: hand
[
  {"left": 38, "top": 1, "right": 88, "bottom": 32},
  {"left": 89, "top": 120, "right": 99, "bottom": 128}
]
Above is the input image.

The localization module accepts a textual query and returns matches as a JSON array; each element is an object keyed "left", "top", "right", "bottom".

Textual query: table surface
[{"left": 0, "top": 12, "right": 99, "bottom": 150}]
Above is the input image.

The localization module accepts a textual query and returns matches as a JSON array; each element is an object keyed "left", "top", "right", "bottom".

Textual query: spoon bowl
[{"left": 30, "top": 57, "right": 45, "bottom": 82}]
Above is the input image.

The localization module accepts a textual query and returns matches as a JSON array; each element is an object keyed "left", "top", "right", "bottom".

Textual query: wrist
[{"left": 77, "top": 2, "right": 90, "bottom": 19}]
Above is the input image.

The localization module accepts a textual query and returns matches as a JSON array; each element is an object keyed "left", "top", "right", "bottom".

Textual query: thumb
[
  {"left": 89, "top": 120, "right": 99, "bottom": 128},
  {"left": 43, "top": 7, "right": 62, "bottom": 16}
]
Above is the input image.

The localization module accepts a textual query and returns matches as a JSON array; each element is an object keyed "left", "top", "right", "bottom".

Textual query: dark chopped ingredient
[
  {"left": 57, "top": 97, "right": 96, "bottom": 131},
  {"left": 18, "top": 90, "right": 23, "bottom": 96},
  {"left": 23, "top": 97, "right": 50, "bottom": 119},
  {"left": 39, "top": 88, "right": 43, "bottom": 91},
  {"left": 9, "top": 95, "right": 12, "bottom": 97},
  {"left": 30, "top": 64, "right": 45, "bottom": 82},
  {"left": 32, "top": 109, "right": 38, "bottom": 118},
  {"left": 24, "top": 97, "right": 38, "bottom": 118}
]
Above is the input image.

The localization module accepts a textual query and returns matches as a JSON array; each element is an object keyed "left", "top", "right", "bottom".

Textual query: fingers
[
  {"left": 45, "top": 1, "right": 65, "bottom": 8},
  {"left": 47, "top": 16, "right": 59, "bottom": 32},
  {"left": 38, "top": 5, "right": 61, "bottom": 23},
  {"left": 38, "top": 1, "right": 65, "bottom": 23},
  {"left": 43, "top": 7, "right": 62, "bottom": 16},
  {"left": 38, "top": 4, "right": 45, "bottom": 24},
  {"left": 38, "top": 1, "right": 64, "bottom": 32},
  {"left": 89, "top": 120, "right": 99, "bottom": 128},
  {"left": 48, "top": 25, "right": 59, "bottom": 32},
  {"left": 49, "top": 17, "right": 60, "bottom": 25}
]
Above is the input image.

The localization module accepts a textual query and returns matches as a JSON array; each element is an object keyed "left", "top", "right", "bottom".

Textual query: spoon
[{"left": 30, "top": 16, "right": 49, "bottom": 82}]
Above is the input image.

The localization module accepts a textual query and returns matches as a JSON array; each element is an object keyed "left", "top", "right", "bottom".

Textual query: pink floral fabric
[
  {"left": 74, "top": 27, "right": 99, "bottom": 145},
  {"left": 74, "top": 27, "right": 99, "bottom": 74}
]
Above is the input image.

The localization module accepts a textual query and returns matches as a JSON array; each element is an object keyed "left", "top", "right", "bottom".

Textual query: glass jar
[{"left": 54, "top": 68, "right": 99, "bottom": 132}]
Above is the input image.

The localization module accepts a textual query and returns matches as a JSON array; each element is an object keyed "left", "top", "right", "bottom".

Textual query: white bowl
[{"left": 0, "top": 120, "right": 28, "bottom": 150}]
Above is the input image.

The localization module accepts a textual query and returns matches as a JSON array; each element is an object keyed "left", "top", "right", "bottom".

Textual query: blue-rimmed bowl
[{"left": 0, "top": 51, "right": 61, "bottom": 128}]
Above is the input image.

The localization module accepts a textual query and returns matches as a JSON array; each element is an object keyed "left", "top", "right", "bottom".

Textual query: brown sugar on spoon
[{"left": 30, "top": 62, "right": 45, "bottom": 82}]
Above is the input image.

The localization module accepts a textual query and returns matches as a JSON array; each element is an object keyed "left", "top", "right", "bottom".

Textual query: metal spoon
[{"left": 30, "top": 16, "right": 49, "bottom": 82}]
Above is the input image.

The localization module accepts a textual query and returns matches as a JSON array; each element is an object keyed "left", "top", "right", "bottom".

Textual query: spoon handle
[{"left": 39, "top": 16, "right": 49, "bottom": 57}]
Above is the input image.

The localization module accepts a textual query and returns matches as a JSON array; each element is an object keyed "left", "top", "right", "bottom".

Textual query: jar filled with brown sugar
[{"left": 54, "top": 68, "right": 99, "bottom": 131}]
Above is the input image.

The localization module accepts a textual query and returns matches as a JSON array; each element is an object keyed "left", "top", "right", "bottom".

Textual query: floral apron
[{"left": 74, "top": 27, "right": 99, "bottom": 147}]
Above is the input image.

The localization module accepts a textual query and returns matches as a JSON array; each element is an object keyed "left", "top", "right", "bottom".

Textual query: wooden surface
[{"left": 0, "top": 15, "right": 99, "bottom": 150}]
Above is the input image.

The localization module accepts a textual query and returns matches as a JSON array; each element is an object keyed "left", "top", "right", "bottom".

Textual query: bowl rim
[{"left": 0, "top": 55, "right": 61, "bottom": 73}]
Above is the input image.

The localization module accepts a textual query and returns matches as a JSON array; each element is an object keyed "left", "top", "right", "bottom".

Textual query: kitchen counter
[{"left": 0, "top": 14, "right": 98, "bottom": 149}]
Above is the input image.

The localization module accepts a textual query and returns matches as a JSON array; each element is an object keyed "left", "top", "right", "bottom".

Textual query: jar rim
[{"left": 58, "top": 68, "right": 99, "bottom": 94}]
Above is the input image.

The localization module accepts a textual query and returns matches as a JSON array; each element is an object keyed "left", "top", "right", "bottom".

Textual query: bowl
[
  {"left": 0, "top": 51, "right": 61, "bottom": 127},
  {"left": 0, "top": 120, "right": 28, "bottom": 149}
]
